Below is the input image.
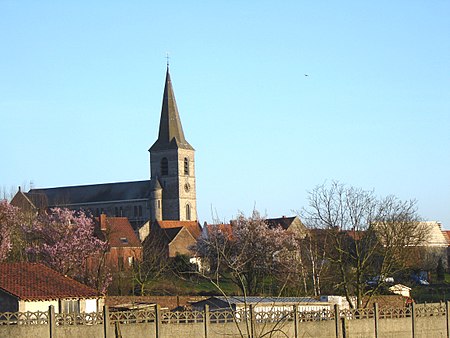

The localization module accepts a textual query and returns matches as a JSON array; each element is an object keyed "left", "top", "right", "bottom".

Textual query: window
[
  {"left": 61, "top": 299, "right": 80, "bottom": 314},
  {"left": 115, "top": 207, "right": 119, "bottom": 217},
  {"left": 161, "top": 157, "right": 168, "bottom": 176},
  {"left": 138, "top": 206, "right": 142, "bottom": 217},
  {"left": 157, "top": 200, "right": 161, "bottom": 209},
  {"left": 184, "top": 157, "right": 189, "bottom": 175},
  {"left": 120, "top": 237, "right": 128, "bottom": 244},
  {"left": 134, "top": 206, "right": 138, "bottom": 217},
  {"left": 128, "top": 256, "right": 134, "bottom": 267},
  {"left": 186, "top": 204, "right": 191, "bottom": 220},
  {"left": 119, "top": 207, "right": 123, "bottom": 216}
]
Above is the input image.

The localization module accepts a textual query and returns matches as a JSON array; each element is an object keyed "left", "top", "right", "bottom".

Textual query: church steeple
[
  {"left": 150, "top": 67, "right": 193, "bottom": 151},
  {"left": 149, "top": 67, "right": 197, "bottom": 222}
]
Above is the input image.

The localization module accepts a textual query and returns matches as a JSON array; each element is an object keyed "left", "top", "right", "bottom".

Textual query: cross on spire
[{"left": 166, "top": 53, "right": 170, "bottom": 68}]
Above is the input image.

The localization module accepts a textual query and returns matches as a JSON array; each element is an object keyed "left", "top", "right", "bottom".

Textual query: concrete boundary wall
[{"left": 1, "top": 302, "right": 449, "bottom": 338}]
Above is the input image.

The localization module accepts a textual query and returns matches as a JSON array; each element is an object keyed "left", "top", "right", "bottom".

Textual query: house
[
  {"left": 98, "top": 214, "right": 143, "bottom": 271},
  {"left": 441, "top": 230, "right": 450, "bottom": 270},
  {"left": 265, "top": 216, "right": 306, "bottom": 236},
  {"left": 191, "top": 296, "right": 330, "bottom": 313},
  {"left": 201, "top": 216, "right": 305, "bottom": 241},
  {"left": 418, "top": 221, "right": 448, "bottom": 269},
  {"left": 422, "top": 221, "right": 448, "bottom": 248},
  {"left": 142, "top": 220, "right": 202, "bottom": 258},
  {"left": 200, "top": 223, "right": 233, "bottom": 241},
  {"left": 0, "top": 262, "right": 103, "bottom": 313}
]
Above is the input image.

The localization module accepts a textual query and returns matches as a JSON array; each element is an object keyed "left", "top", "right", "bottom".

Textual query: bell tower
[{"left": 149, "top": 67, "right": 197, "bottom": 221}]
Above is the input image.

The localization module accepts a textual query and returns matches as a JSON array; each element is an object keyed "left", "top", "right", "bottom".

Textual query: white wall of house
[
  {"left": 16, "top": 298, "right": 103, "bottom": 313},
  {"left": 19, "top": 300, "right": 58, "bottom": 313},
  {"left": 83, "top": 299, "right": 98, "bottom": 313}
]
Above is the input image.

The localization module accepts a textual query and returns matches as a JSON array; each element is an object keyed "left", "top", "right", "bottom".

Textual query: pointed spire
[{"left": 150, "top": 67, "right": 193, "bottom": 151}]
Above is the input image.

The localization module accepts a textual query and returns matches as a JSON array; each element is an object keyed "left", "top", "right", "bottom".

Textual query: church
[{"left": 11, "top": 67, "right": 197, "bottom": 230}]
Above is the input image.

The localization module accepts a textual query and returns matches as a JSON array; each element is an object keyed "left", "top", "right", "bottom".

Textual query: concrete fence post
[
  {"left": 48, "top": 305, "right": 55, "bottom": 338},
  {"left": 155, "top": 304, "right": 161, "bottom": 338},
  {"left": 373, "top": 302, "right": 379, "bottom": 338},
  {"left": 293, "top": 305, "right": 298, "bottom": 338},
  {"left": 334, "top": 304, "right": 340, "bottom": 338},
  {"left": 411, "top": 302, "right": 416, "bottom": 338},
  {"left": 342, "top": 317, "right": 347, "bottom": 338},
  {"left": 204, "top": 304, "right": 209, "bottom": 338},
  {"left": 103, "top": 305, "right": 110, "bottom": 338},
  {"left": 446, "top": 301, "right": 449, "bottom": 338},
  {"left": 249, "top": 304, "right": 255, "bottom": 338}
]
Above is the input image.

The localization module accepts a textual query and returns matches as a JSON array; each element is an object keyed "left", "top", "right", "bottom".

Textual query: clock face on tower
[{"left": 184, "top": 183, "right": 191, "bottom": 192}]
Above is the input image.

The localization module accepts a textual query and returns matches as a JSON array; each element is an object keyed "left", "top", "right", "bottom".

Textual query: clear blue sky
[{"left": 1, "top": 1, "right": 449, "bottom": 227}]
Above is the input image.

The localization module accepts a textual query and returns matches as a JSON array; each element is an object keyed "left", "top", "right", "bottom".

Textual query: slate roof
[
  {"left": 0, "top": 263, "right": 100, "bottom": 301},
  {"left": 265, "top": 216, "right": 297, "bottom": 230},
  {"left": 161, "top": 227, "right": 183, "bottom": 242},
  {"left": 26, "top": 180, "right": 151, "bottom": 206},
  {"left": 100, "top": 217, "right": 142, "bottom": 248},
  {"left": 156, "top": 220, "right": 202, "bottom": 239},
  {"left": 150, "top": 67, "right": 193, "bottom": 151}
]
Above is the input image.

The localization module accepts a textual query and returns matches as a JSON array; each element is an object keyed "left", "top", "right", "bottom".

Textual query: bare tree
[
  {"left": 131, "top": 233, "right": 171, "bottom": 296},
  {"left": 300, "top": 228, "right": 329, "bottom": 296},
  {"left": 302, "top": 181, "right": 426, "bottom": 308},
  {"left": 197, "top": 210, "right": 297, "bottom": 296}
]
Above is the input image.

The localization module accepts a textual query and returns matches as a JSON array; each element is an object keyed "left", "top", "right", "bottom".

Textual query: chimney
[{"left": 100, "top": 213, "right": 107, "bottom": 231}]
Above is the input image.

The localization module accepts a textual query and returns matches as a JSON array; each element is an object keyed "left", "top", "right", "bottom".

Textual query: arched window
[
  {"left": 186, "top": 204, "right": 191, "bottom": 221},
  {"left": 184, "top": 157, "right": 189, "bottom": 175},
  {"left": 161, "top": 157, "right": 168, "bottom": 176}
]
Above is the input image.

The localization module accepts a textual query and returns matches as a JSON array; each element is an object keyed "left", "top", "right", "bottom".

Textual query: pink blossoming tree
[
  {"left": 197, "top": 210, "right": 298, "bottom": 296},
  {"left": 0, "top": 200, "right": 16, "bottom": 261},
  {"left": 23, "top": 208, "right": 111, "bottom": 293}
]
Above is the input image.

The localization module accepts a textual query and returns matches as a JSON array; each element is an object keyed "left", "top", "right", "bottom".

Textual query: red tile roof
[
  {"left": 0, "top": 262, "right": 99, "bottom": 300},
  {"left": 156, "top": 221, "right": 202, "bottom": 239},
  {"left": 442, "top": 231, "right": 450, "bottom": 245},
  {"left": 344, "top": 230, "right": 365, "bottom": 240},
  {"left": 205, "top": 223, "right": 233, "bottom": 239},
  {"left": 98, "top": 217, "right": 142, "bottom": 248}
]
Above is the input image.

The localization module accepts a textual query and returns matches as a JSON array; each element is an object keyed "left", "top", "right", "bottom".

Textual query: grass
[
  {"left": 140, "top": 273, "right": 240, "bottom": 296},
  {"left": 410, "top": 273, "right": 450, "bottom": 303}
]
